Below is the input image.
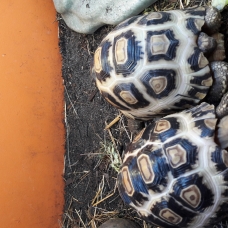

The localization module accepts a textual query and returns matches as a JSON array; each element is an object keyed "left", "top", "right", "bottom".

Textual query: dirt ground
[{"left": 58, "top": 0, "right": 228, "bottom": 227}]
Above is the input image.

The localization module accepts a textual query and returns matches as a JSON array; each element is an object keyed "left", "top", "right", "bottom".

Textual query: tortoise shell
[
  {"left": 93, "top": 7, "right": 214, "bottom": 120},
  {"left": 117, "top": 102, "right": 228, "bottom": 228}
]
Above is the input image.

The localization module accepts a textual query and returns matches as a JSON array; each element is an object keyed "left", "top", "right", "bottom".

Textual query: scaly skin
[
  {"left": 207, "top": 61, "right": 228, "bottom": 107},
  {"left": 204, "top": 6, "right": 222, "bottom": 34}
]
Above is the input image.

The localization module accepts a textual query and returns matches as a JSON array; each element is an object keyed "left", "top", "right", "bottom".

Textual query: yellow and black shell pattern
[
  {"left": 117, "top": 102, "right": 228, "bottom": 228},
  {"left": 93, "top": 7, "right": 213, "bottom": 120}
]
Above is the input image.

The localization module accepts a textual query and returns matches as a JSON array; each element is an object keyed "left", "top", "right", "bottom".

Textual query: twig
[
  {"left": 105, "top": 126, "right": 117, "bottom": 149},
  {"left": 69, "top": 161, "right": 79, "bottom": 167},
  {"left": 61, "top": 197, "right": 73, "bottom": 227},
  {"left": 86, "top": 38, "right": 91, "bottom": 56},
  {"left": 74, "top": 171, "right": 90, "bottom": 188},
  {"left": 92, "top": 191, "right": 116, "bottom": 207},
  {"left": 104, "top": 114, "right": 122, "bottom": 130},
  {"left": 63, "top": 155, "right": 66, "bottom": 175},
  {"left": 72, "top": 197, "right": 82, "bottom": 204},
  {"left": 179, "top": 0, "right": 184, "bottom": 9},
  {"left": 75, "top": 209, "right": 86, "bottom": 228},
  {"left": 74, "top": 70, "right": 90, "bottom": 74},
  {"left": 120, "top": 115, "right": 131, "bottom": 141},
  {"left": 91, "top": 219, "right": 97, "bottom": 228},
  {"left": 85, "top": 175, "right": 91, "bottom": 193},
  {"left": 92, "top": 180, "right": 118, "bottom": 207},
  {"left": 92, "top": 186, "right": 103, "bottom": 205},
  {"left": 65, "top": 103, "right": 72, "bottom": 169},
  {"left": 108, "top": 194, "right": 119, "bottom": 204},
  {"left": 65, "top": 85, "right": 79, "bottom": 118}
]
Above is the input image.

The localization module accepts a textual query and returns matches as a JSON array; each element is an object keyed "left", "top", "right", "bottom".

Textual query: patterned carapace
[
  {"left": 117, "top": 102, "right": 228, "bottom": 227},
  {"left": 92, "top": 6, "right": 222, "bottom": 120}
]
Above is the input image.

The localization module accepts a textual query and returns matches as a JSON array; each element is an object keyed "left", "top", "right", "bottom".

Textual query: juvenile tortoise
[
  {"left": 117, "top": 102, "right": 228, "bottom": 228},
  {"left": 91, "top": 6, "right": 228, "bottom": 120}
]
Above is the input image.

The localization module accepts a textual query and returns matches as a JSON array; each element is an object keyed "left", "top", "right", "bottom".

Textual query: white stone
[
  {"left": 53, "top": 0, "right": 158, "bottom": 34},
  {"left": 212, "top": 0, "right": 228, "bottom": 11}
]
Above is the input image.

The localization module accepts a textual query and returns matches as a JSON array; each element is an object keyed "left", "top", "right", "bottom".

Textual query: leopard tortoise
[
  {"left": 117, "top": 102, "right": 228, "bottom": 228},
  {"left": 91, "top": 6, "right": 228, "bottom": 120}
]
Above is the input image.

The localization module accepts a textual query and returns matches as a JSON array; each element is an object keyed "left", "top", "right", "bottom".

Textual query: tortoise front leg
[
  {"left": 216, "top": 93, "right": 228, "bottom": 149},
  {"left": 203, "top": 6, "right": 221, "bottom": 34},
  {"left": 206, "top": 61, "right": 228, "bottom": 106},
  {"left": 216, "top": 91, "right": 228, "bottom": 118},
  {"left": 208, "top": 63, "right": 228, "bottom": 150},
  {"left": 208, "top": 33, "right": 226, "bottom": 61}
]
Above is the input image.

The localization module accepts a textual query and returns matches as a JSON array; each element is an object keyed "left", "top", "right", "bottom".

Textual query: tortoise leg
[
  {"left": 210, "top": 64, "right": 228, "bottom": 150},
  {"left": 208, "top": 33, "right": 226, "bottom": 61},
  {"left": 216, "top": 92, "right": 228, "bottom": 118},
  {"left": 203, "top": 6, "right": 221, "bottom": 35},
  {"left": 206, "top": 61, "right": 228, "bottom": 106},
  {"left": 197, "top": 32, "right": 217, "bottom": 54},
  {"left": 216, "top": 92, "right": 228, "bottom": 150},
  {"left": 217, "top": 114, "right": 228, "bottom": 149}
]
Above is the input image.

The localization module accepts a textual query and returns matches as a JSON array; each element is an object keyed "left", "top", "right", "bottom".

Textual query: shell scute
[
  {"left": 190, "top": 72, "right": 213, "bottom": 87},
  {"left": 170, "top": 173, "right": 214, "bottom": 212},
  {"left": 101, "top": 91, "right": 130, "bottom": 110},
  {"left": 210, "top": 146, "right": 228, "bottom": 173},
  {"left": 151, "top": 117, "right": 181, "bottom": 143},
  {"left": 113, "top": 15, "right": 140, "bottom": 31},
  {"left": 138, "top": 146, "right": 170, "bottom": 192},
  {"left": 113, "top": 83, "right": 150, "bottom": 109},
  {"left": 137, "top": 12, "right": 171, "bottom": 26},
  {"left": 113, "top": 30, "right": 143, "bottom": 76},
  {"left": 140, "top": 69, "right": 176, "bottom": 99},
  {"left": 94, "top": 41, "right": 113, "bottom": 82},
  {"left": 189, "top": 118, "right": 217, "bottom": 139},
  {"left": 148, "top": 196, "right": 197, "bottom": 227},
  {"left": 184, "top": 7, "right": 206, "bottom": 17},
  {"left": 187, "top": 47, "right": 209, "bottom": 72},
  {"left": 185, "top": 102, "right": 215, "bottom": 119},
  {"left": 186, "top": 18, "right": 205, "bottom": 35},
  {"left": 164, "top": 137, "right": 198, "bottom": 177},
  {"left": 187, "top": 85, "right": 208, "bottom": 100},
  {"left": 146, "top": 30, "right": 179, "bottom": 61}
]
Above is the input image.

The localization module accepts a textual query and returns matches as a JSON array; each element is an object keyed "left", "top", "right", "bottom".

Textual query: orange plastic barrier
[{"left": 0, "top": 1, "right": 64, "bottom": 227}]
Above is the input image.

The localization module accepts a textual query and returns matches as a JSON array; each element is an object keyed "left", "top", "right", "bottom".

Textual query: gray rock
[
  {"left": 98, "top": 218, "right": 140, "bottom": 228},
  {"left": 53, "top": 0, "right": 158, "bottom": 34},
  {"left": 212, "top": 0, "right": 228, "bottom": 11}
]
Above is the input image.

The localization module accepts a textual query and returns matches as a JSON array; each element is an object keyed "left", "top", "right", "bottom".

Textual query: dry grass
[
  {"left": 149, "top": 0, "right": 211, "bottom": 12},
  {"left": 60, "top": 113, "right": 152, "bottom": 228},
  {"left": 97, "top": 141, "right": 121, "bottom": 173},
  {"left": 78, "top": 175, "right": 156, "bottom": 228}
]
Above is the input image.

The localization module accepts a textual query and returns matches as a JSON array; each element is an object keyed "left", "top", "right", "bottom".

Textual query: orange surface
[{"left": 0, "top": 1, "right": 64, "bottom": 227}]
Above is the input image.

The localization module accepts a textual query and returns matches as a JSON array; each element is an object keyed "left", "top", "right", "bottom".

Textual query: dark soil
[
  {"left": 58, "top": 1, "right": 228, "bottom": 228},
  {"left": 58, "top": 14, "right": 140, "bottom": 228}
]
